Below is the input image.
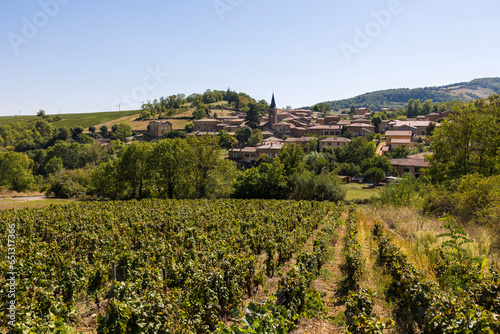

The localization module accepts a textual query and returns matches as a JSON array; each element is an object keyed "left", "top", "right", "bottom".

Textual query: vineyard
[{"left": 1, "top": 200, "right": 499, "bottom": 333}]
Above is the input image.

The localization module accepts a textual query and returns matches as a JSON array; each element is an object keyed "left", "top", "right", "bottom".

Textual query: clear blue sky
[{"left": 0, "top": 0, "right": 498, "bottom": 116}]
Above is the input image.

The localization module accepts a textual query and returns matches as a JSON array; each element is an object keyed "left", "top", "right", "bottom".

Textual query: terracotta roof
[
  {"left": 386, "top": 131, "right": 413, "bottom": 137},
  {"left": 390, "top": 158, "right": 429, "bottom": 168},
  {"left": 319, "top": 137, "right": 351, "bottom": 143}
]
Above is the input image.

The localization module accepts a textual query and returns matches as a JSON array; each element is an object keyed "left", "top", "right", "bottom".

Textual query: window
[
  {"left": 232, "top": 153, "right": 238, "bottom": 158},
  {"left": 251, "top": 154, "right": 256, "bottom": 158},
  {"left": 245, "top": 153, "right": 249, "bottom": 157}
]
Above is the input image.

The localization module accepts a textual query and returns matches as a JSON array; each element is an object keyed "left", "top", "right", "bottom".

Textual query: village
[{"left": 147, "top": 94, "right": 443, "bottom": 181}]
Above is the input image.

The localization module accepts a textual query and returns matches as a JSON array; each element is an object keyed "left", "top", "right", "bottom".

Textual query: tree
[
  {"left": 89, "top": 126, "right": 96, "bottom": 134},
  {"left": 233, "top": 159, "right": 287, "bottom": 199},
  {"left": 364, "top": 167, "right": 386, "bottom": 186},
  {"left": 187, "top": 135, "right": 221, "bottom": 198},
  {"left": 390, "top": 146, "right": 410, "bottom": 159},
  {"left": 217, "top": 130, "right": 235, "bottom": 148},
  {"left": 235, "top": 126, "right": 252, "bottom": 145},
  {"left": 289, "top": 171, "right": 346, "bottom": 202},
  {"left": 426, "top": 122, "right": 436, "bottom": 136},
  {"left": 278, "top": 144, "right": 306, "bottom": 176},
  {"left": 245, "top": 103, "right": 262, "bottom": 129},
  {"left": 371, "top": 114, "right": 382, "bottom": 132},
  {"left": 116, "top": 141, "right": 152, "bottom": 199},
  {"left": 427, "top": 98, "right": 500, "bottom": 182},
  {"left": 100, "top": 125, "right": 108, "bottom": 135},
  {"left": 185, "top": 121, "right": 195, "bottom": 133},
  {"left": 113, "top": 122, "right": 133, "bottom": 142},
  {"left": 0, "top": 152, "right": 37, "bottom": 192},
  {"left": 192, "top": 108, "right": 208, "bottom": 120},
  {"left": 37, "top": 110, "right": 45, "bottom": 117},
  {"left": 248, "top": 129, "right": 263, "bottom": 147},
  {"left": 361, "top": 155, "right": 394, "bottom": 174},
  {"left": 334, "top": 163, "right": 361, "bottom": 177},
  {"left": 149, "top": 138, "right": 192, "bottom": 199},
  {"left": 338, "top": 137, "right": 376, "bottom": 165},
  {"left": 163, "top": 130, "right": 185, "bottom": 139}
]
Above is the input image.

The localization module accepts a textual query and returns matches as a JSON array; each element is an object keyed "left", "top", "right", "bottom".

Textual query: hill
[{"left": 318, "top": 77, "right": 500, "bottom": 111}]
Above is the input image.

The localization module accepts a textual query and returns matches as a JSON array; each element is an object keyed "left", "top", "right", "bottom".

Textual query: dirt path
[{"left": 292, "top": 221, "right": 348, "bottom": 333}]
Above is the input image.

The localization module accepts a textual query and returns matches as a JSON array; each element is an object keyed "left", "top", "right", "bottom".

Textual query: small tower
[{"left": 268, "top": 93, "right": 278, "bottom": 126}]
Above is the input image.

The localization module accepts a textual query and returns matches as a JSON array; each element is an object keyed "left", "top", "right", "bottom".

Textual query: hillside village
[{"left": 147, "top": 93, "right": 444, "bottom": 179}]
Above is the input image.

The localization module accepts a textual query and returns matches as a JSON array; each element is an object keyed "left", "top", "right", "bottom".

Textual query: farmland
[{"left": 1, "top": 199, "right": 498, "bottom": 333}]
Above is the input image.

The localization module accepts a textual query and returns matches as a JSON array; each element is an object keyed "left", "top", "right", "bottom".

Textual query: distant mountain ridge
[{"left": 316, "top": 77, "right": 500, "bottom": 111}]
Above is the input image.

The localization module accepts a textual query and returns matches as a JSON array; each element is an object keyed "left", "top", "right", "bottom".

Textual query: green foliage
[
  {"left": 334, "top": 163, "right": 361, "bottom": 177},
  {"left": 245, "top": 103, "right": 264, "bottom": 129},
  {"left": 0, "top": 199, "right": 342, "bottom": 332},
  {"left": 388, "top": 145, "right": 410, "bottom": 159},
  {"left": 193, "top": 108, "right": 208, "bottom": 120},
  {"left": 345, "top": 288, "right": 394, "bottom": 334},
  {"left": 364, "top": 167, "right": 385, "bottom": 185},
  {"left": 184, "top": 121, "right": 195, "bottom": 133},
  {"left": 379, "top": 174, "right": 421, "bottom": 207},
  {"left": 373, "top": 225, "right": 499, "bottom": 333},
  {"left": 233, "top": 159, "right": 287, "bottom": 199},
  {"left": 427, "top": 97, "right": 500, "bottom": 182},
  {"left": 112, "top": 122, "right": 133, "bottom": 142},
  {"left": 422, "top": 174, "right": 500, "bottom": 225},
  {"left": 0, "top": 151, "right": 37, "bottom": 191},
  {"left": 278, "top": 144, "right": 306, "bottom": 176},
  {"left": 248, "top": 129, "right": 263, "bottom": 147},
  {"left": 337, "top": 137, "right": 376, "bottom": 166},
  {"left": 361, "top": 155, "right": 393, "bottom": 174},
  {"left": 46, "top": 169, "right": 89, "bottom": 198},
  {"left": 289, "top": 171, "right": 346, "bottom": 202},
  {"left": 235, "top": 126, "right": 252, "bottom": 146}
]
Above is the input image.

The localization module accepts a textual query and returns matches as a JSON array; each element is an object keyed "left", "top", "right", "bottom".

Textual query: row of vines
[{"left": 0, "top": 199, "right": 342, "bottom": 333}]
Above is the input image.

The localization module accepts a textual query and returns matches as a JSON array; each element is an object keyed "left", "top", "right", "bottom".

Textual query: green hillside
[
  {"left": 0, "top": 110, "right": 140, "bottom": 129},
  {"left": 318, "top": 77, "right": 500, "bottom": 111}
]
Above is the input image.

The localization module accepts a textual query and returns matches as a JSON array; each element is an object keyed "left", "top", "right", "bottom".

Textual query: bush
[
  {"left": 289, "top": 172, "right": 346, "bottom": 202},
  {"left": 46, "top": 169, "right": 89, "bottom": 198},
  {"left": 379, "top": 174, "right": 421, "bottom": 207}
]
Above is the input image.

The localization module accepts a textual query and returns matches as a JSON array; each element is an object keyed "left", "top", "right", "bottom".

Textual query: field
[
  {"left": 0, "top": 110, "right": 140, "bottom": 130},
  {"left": 1, "top": 199, "right": 498, "bottom": 333}
]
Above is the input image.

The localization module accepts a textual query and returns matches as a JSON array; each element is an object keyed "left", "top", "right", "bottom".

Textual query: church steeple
[{"left": 270, "top": 93, "right": 276, "bottom": 109}]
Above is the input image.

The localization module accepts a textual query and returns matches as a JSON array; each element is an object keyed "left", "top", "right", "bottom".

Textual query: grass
[
  {"left": 0, "top": 110, "right": 141, "bottom": 130},
  {"left": 52, "top": 110, "right": 140, "bottom": 129},
  {"left": 343, "top": 183, "right": 380, "bottom": 201}
]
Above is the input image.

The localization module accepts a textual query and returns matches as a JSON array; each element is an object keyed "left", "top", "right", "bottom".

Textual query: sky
[{"left": 0, "top": 0, "right": 499, "bottom": 116}]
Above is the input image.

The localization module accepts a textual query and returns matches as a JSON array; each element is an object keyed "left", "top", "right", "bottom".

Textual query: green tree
[
  {"left": 0, "top": 152, "right": 37, "bottom": 192},
  {"left": 278, "top": 144, "right": 306, "bottom": 176},
  {"left": 192, "top": 108, "right": 208, "bottom": 120},
  {"left": 149, "top": 138, "right": 192, "bottom": 199},
  {"left": 100, "top": 125, "right": 108, "bottom": 135},
  {"left": 185, "top": 121, "right": 195, "bottom": 133},
  {"left": 338, "top": 137, "right": 376, "bottom": 165},
  {"left": 116, "top": 141, "right": 152, "bottom": 199},
  {"left": 248, "top": 129, "right": 263, "bottom": 146},
  {"left": 426, "top": 122, "right": 436, "bottom": 136},
  {"left": 233, "top": 159, "right": 287, "bottom": 199},
  {"left": 289, "top": 171, "right": 346, "bottom": 202},
  {"left": 235, "top": 126, "right": 252, "bottom": 145},
  {"left": 37, "top": 110, "right": 45, "bottom": 117},
  {"left": 361, "top": 155, "right": 394, "bottom": 174},
  {"left": 187, "top": 135, "right": 221, "bottom": 198},
  {"left": 334, "top": 162, "right": 361, "bottom": 177},
  {"left": 427, "top": 98, "right": 500, "bottom": 181},
  {"left": 371, "top": 114, "right": 382, "bottom": 133},
  {"left": 89, "top": 126, "right": 96, "bottom": 134},
  {"left": 245, "top": 103, "right": 262, "bottom": 129},
  {"left": 113, "top": 122, "right": 133, "bottom": 142},
  {"left": 217, "top": 130, "right": 236, "bottom": 148},
  {"left": 390, "top": 146, "right": 410, "bottom": 159},
  {"left": 364, "top": 167, "right": 386, "bottom": 185}
]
